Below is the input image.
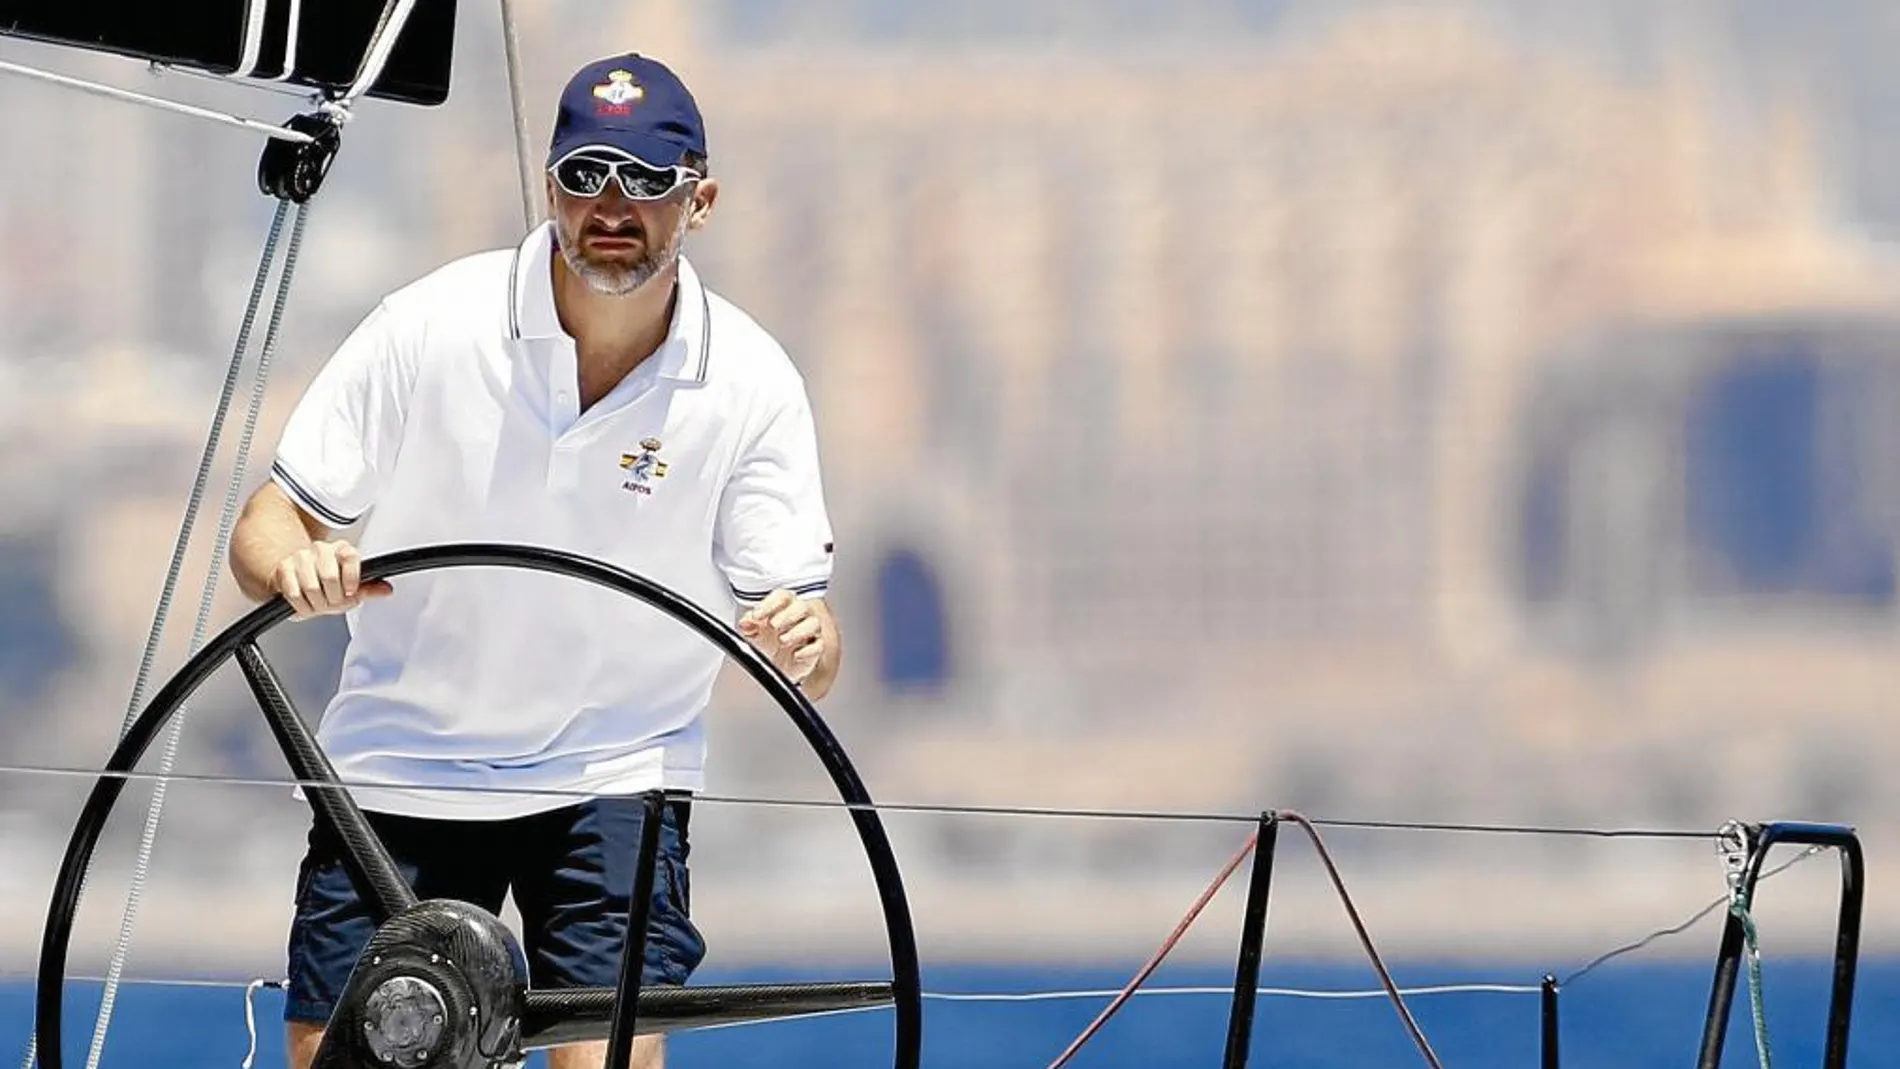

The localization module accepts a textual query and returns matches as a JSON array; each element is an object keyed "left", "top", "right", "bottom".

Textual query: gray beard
[{"left": 555, "top": 210, "right": 690, "bottom": 296}]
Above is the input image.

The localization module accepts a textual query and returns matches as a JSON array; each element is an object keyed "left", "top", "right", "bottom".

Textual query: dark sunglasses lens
[
  {"left": 613, "top": 161, "right": 682, "bottom": 199},
  {"left": 554, "top": 158, "right": 611, "bottom": 196}
]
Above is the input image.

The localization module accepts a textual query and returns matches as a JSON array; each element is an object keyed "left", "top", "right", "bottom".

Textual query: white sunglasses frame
[{"left": 548, "top": 146, "right": 703, "bottom": 202}]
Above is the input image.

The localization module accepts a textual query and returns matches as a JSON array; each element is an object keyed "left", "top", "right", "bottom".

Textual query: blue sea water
[{"left": 5, "top": 957, "right": 1893, "bottom": 1068}]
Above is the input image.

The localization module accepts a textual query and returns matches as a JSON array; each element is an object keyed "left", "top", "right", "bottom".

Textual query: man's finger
[
  {"left": 750, "top": 589, "right": 794, "bottom": 621},
  {"left": 315, "top": 543, "right": 345, "bottom": 606},
  {"left": 769, "top": 599, "right": 808, "bottom": 633},
  {"left": 277, "top": 566, "right": 313, "bottom": 619},
  {"left": 787, "top": 645, "right": 820, "bottom": 683},
  {"left": 779, "top": 617, "right": 822, "bottom": 649},
  {"left": 295, "top": 553, "right": 324, "bottom": 609},
  {"left": 337, "top": 542, "right": 362, "bottom": 598}
]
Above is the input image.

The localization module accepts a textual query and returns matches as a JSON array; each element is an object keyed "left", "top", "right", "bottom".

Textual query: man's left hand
[{"left": 738, "top": 590, "right": 831, "bottom": 688}]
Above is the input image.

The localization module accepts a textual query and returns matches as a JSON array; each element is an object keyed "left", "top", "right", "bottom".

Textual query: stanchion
[
  {"left": 606, "top": 790, "right": 669, "bottom": 1069},
  {"left": 1541, "top": 974, "right": 1559, "bottom": 1069},
  {"left": 1221, "top": 812, "right": 1280, "bottom": 1069}
]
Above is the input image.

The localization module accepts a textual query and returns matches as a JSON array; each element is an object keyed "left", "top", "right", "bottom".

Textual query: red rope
[
  {"left": 1278, "top": 811, "right": 1443, "bottom": 1069},
  {"left": 1040, "top": 812, "right": 1445, "bottom": 1069},
  {"left": 1042, "top": 830, "right": 1261, "bottom": 1069}
]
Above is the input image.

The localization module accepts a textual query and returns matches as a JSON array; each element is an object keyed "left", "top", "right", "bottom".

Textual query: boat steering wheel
[{"left": 33, "top": 543, "right": 922, "bottom": 1069}]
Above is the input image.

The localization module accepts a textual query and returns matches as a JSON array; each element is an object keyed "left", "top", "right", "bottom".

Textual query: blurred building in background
[{"left": 2, "top": 0, "right": 1898, "bottom": 971}]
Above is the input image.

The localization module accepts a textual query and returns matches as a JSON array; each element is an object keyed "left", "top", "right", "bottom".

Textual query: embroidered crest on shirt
[{"left": 620, "top": 437, "right": 669, "bottom": 495}]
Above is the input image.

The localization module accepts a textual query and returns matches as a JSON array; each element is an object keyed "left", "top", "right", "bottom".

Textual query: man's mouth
[{"left": 587, "top": 228, "right": 644, "bottom": 249}]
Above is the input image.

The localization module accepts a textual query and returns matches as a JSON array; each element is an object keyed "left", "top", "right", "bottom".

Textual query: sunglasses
[{"left": 549, "top": 150, "right": 701, "bottom": 201}]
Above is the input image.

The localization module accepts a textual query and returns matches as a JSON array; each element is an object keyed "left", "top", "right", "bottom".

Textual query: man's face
[{"left": 546, "top": 148, "right": 711, "bottom": 296}]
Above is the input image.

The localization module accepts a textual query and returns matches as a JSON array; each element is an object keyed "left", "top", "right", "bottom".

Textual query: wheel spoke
[{"left": 235, "top": 641, "right": 415, "bottom": 923}]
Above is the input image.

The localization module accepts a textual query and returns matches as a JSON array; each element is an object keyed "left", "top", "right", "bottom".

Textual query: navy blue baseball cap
[{"left": 547, "top": 54, "right": 707, "bottom": 169}]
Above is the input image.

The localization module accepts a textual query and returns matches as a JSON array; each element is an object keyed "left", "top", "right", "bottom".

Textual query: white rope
[
  {"left": 498, "top": 0, "right": 542, "bottom": 227},
  {"left": 239, "top": 980, "right": 272, "bottom": 1069},
  {"left": 0, "top": 59, "right": 315, "bottom": 142},
  {"left": 923, "top": 983, "right": 1543, "bottom": 1002},
  {"left": 28, "top": 973, "right": 1544, "bottom": 1054},
  {"left": 23, "top": 976, "right": 1548, "bottom": 1001}
]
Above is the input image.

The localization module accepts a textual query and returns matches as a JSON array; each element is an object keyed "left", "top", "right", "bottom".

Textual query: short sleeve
[
  {"left": 713, "top": 385, "right": 836, "bottom": 606},
  {"left": 269, "top": 301, "right": 412, "bottom": 528}
]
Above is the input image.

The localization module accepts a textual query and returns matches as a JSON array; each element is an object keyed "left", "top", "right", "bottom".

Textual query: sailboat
[{"left": 0, "top": 4, "right": 1866, "bottom": 1067}]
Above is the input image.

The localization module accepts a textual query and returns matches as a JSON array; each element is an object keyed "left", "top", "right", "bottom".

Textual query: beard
[{"left": 553, "top": 207, "right": 690, "bottom": 296}]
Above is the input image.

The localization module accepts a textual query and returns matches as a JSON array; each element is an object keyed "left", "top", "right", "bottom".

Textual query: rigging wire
[
  {"left": 8, "top": 5, "right": 426, "bottom": 1064},
  {"left": 13, "top": 201, "right": 299, "bottom": 1069},
  {"left": 499, "top": 0, "right": 542, "bottom": 228},
  {"left": 0, "top": 59, "right": 316, "bottom": 143},
  {"left": 83, "top": 201, "right": 311, "bottom": 1069}
]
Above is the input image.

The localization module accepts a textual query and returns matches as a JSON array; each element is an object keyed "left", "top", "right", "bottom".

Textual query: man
[{"left": 228, "top": 52, "right": 840, "bottom": 1069}]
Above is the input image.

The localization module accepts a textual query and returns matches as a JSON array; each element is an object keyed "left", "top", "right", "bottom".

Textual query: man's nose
[{"left": 592, "top": 188, "right": 638, "bottom": 223}]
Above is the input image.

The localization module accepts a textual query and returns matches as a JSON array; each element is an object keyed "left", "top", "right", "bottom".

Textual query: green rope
[
  {"left": 1718, "top": 822, "right": 1774, "bottom": 1069},
  {"left": 1729, "top": 896, "right": 1774, "bottom": 1069}
]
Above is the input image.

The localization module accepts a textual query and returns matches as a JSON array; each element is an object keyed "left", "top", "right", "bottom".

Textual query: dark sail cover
[{"left": 0, "top": 0, "right": 458, "bottom": 106}]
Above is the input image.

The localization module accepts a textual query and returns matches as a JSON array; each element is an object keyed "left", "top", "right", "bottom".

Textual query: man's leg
[
  {"left": 512, "top": 796, "right": 707, "bottom": 1069},
  {"left": 283, "top": 812, "right": 510, "bottom": 1069},
  {"left": 549, "top": 1034, "right": 665, "bottom": 1069}
]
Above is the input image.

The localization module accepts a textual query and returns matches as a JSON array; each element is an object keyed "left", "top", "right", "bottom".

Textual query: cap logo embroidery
[{"left": 592, "top": 70, "right": 644, "bottom": 115}]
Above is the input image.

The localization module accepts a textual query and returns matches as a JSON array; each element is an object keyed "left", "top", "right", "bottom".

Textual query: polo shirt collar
[{"left": 509, "top": 221, "right": 712, "bottom": 383}]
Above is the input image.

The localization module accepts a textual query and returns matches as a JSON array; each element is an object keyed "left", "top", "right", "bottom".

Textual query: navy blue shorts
[{"left": 285, "top": 795, "right": 706, "bottom": 1024}]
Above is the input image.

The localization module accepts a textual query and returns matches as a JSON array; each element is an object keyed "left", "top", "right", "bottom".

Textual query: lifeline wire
[{"left": 0, "top": 760, "right": 1733, "bottom": 841}]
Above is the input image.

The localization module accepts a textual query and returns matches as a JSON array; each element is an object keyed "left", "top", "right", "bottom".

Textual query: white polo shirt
[{"left": 268, "top": 222, "right": 834, "bottom": 819}]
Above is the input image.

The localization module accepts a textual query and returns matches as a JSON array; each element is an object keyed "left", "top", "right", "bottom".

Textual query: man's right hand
[{"left": 271, "top": 540, "right": 393, "bottom": 618}]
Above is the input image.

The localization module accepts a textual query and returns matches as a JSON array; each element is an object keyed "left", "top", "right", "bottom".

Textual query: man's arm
[
  {"left": 233, "top": 296, "right": 412, "bottom": 615},
  {"left": 714, "top": 377, "right": 841, "bottom": 697},
  {"left": 229, "top": 481, "right": 390, "bottom": 616},
  {"left": 738, "top": 590, "right": 842, "bottom": 700}
]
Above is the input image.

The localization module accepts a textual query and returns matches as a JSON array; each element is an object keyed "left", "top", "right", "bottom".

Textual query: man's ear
[{"left": 688, "top": 177, "right": 720, "bottom": 230}]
